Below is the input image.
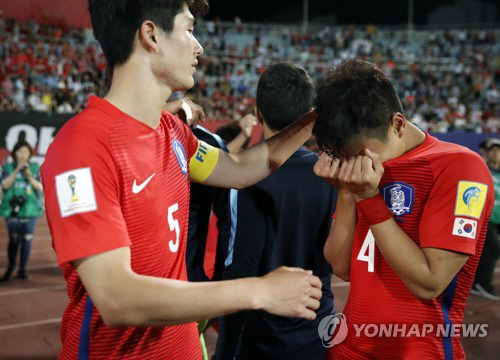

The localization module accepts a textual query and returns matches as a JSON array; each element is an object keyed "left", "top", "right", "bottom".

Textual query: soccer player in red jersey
[
  {"left": 41, "top": 1, "right": 322, "bottom": 359},
  {"left": 313, "top": 59, "right": 494, "bottom": 360}
]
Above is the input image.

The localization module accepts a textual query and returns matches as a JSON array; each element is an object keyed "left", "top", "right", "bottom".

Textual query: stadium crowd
[{"left": 0, "top": 16, "right": 499, "bottom": 133}]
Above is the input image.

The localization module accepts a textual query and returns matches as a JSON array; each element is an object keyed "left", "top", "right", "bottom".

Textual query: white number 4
[
  {"left": 168, "top": 203, "right": 180, "bottom": 253},
  {"left": 357, "top": 230, "right": 375, "bottom": 272}
]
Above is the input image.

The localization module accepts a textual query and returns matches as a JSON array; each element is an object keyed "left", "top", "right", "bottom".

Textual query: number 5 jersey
[{"left": 42, "top": 96, "right": 202, "bottom": 360}]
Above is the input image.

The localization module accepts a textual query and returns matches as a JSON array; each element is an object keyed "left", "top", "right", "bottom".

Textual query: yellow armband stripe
[{"left": 189, "top": 140, "right": 220, "bottom": 183}]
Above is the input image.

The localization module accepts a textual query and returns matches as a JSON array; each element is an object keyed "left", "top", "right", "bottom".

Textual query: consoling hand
[
  {"left": 178, "top": 97, "right": 205, "bottom": 128},
  {"left": 165, "top": 97, "right": 205, "bottom": 128}
]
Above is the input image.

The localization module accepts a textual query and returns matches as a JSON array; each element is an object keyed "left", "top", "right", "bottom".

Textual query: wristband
[{"left": 357, "top": 194, "right": 393, "bottom": 225}]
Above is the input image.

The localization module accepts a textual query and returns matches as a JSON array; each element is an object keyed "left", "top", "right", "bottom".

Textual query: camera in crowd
[
  {"left": 21, "top": 164, "right": 29, "bottom": 175},
  {"left": 9, "top": 196, "right": 26, "bottom": 217}
]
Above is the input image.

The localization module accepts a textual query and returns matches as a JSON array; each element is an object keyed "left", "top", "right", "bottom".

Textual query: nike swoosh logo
[{"left": 132, "top": 173, "right": 156, "bottom": 194}]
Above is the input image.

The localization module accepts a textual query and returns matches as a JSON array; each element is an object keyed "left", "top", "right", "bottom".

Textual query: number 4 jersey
[
  {"left": 329, "top": 134, "right": 494, "bottom": 360},
  {"left": 42, "top": 96, "right": 205, "bottom": 359}
]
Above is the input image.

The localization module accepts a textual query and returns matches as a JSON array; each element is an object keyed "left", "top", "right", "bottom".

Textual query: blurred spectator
[
  {"left": 471, "top": 138, "right": 500, "bottom": 301},
  {"left": 0, "top": 18, "right": 498, "bottom": 133},
  {"left": 216, "top": 123, "right": 244, "bottom": 145},
  {"left": 215, "top": 114, "right": 256, "bottom": 153},
  {"left": 0, "top": 18, "right": 107, "bottom": 114},
  {"left": 0, "top": 140, "right": 44, "bottom": 281}
]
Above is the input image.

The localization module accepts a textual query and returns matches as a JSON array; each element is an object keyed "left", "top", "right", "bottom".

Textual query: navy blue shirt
[
  {"left": 186, "top": 126, "right": 232, "bottom": 282},
  {"left": 216, "top": 147, "right": 337, "bottom": 360}
]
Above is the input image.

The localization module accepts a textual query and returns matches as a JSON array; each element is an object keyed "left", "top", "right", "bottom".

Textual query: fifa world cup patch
[
  {"left": 55, "top": 167, "right": 97, "bottom": 217},
  {"left": 452, "top": 217, "right": 477, "bottom": 239},
  {"left": 454, "top": 181, "right": 488, "bottom": 219}
]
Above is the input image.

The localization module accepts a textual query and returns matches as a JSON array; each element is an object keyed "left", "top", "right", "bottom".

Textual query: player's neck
[
  {"left": 104, "top": 61, "right": 172, "bottom": 129},
  {"left": 262, "top": 123, "right": 276, "bottom": 139},
  {"left": 401, "top": 121, "right": 427, "bottom": 155}
]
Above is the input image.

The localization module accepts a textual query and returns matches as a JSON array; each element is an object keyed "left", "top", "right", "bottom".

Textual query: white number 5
[
  {"left": 357, "top": 230, "right": 375, "bottom": 272},
  {"left": 168, "top": 203, "right": 180, "bottom": 253}
]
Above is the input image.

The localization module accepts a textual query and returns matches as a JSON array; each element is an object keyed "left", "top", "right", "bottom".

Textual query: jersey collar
[
  {"left": 87, "top": 96, "right": 166, "bottom": 133},
  {"left": 384, "top": 132, "right": 437, "bottom": 165}
]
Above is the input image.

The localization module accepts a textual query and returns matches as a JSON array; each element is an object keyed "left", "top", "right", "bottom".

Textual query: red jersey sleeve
[
  {"left": 419, "top": 151, "right": 494, "bottom": 255},
  {"left": 42, "top": 126, "right": 131, "bottom": 265}
]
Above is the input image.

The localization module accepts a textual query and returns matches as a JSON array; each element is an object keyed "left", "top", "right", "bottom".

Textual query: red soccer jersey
[
  {"left": 42, "top": 96, "right": 202, "bottom": 359},
  {"left": 328, "top": 134, "right": 494, "bottom": 360}
]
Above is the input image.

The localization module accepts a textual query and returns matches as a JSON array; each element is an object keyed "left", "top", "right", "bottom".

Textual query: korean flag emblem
[{"left": 452, "top": 217, "right": 477, "bottom": 239}]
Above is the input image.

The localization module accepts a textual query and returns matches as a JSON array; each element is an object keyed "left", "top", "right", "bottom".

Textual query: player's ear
[
  {"left": 391, "top": 112, "right": 406, "bottom": 138},
  {"left": 138, "top": 20, "right": 159, "bottom": 54}
]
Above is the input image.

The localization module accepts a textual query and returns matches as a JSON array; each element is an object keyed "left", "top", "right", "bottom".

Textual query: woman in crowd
[{"left": 0, "top": 140, "right": 43, "bottom": 281}]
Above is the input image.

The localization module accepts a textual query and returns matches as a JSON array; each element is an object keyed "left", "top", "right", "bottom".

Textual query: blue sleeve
[{"left": 215, "top": 186, "right": 267, "bottom": 359}]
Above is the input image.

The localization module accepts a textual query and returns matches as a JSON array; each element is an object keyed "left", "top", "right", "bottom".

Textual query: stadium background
[{"left": 0, "top": 0, "right": 499, "bottom": 358}]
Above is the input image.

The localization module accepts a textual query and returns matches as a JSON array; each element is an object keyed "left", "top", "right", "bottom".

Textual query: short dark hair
[
  {"left": 11, "top": 140, "right": 33, "bottom": 164},
  {"left": 313, "top": 59, "right": 404, "bottom": 157},
  {"left": 88, "top": 0, "right": 209, "bottom": 68},
  {"left": 256, "top": 63, "right": 314, "bottom": 131}
]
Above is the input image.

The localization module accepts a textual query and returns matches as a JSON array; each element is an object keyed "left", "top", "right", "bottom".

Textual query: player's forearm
[
  {"left": 371, "top": 219, "right": 443, "bottom": 299},
  {"left": 211, "top": 111, "right": 315, "bottom": 189},
  {"left": 226, "top": 132, "right": 248, "bottom": 153},
  {"left": 324, "top": 190, "right": 357, "bottom": 280},
  {"left": 107, "top": 274, "right": 262, "bottom": 327}
]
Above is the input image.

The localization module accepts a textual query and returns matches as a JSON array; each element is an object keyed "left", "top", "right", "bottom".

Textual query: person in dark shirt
[
  {"left": 186, "top": 110, "right": 257, "bottom": 282},
  {"left": 215, "top": 63, "right": 337, "bottom": 360},
  {"left": 187, "top": 125, "right": 231, "bottom": 282}
]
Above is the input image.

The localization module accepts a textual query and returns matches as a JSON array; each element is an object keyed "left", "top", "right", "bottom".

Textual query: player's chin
[{"left": 173, "top": 77, "right": 195, "bottom": 92}]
